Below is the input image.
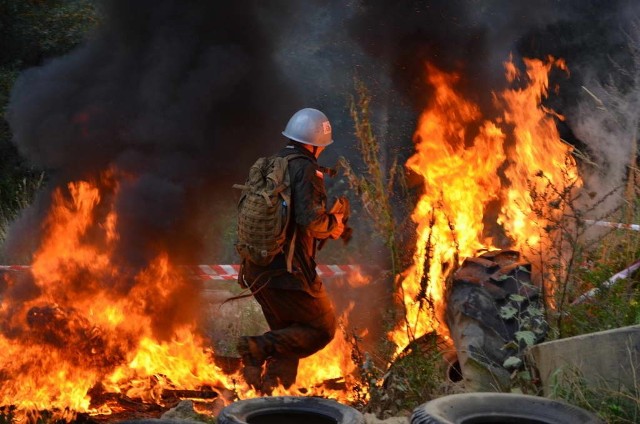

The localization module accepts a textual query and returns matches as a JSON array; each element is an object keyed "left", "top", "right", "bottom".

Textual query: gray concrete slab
[{"left": 527, "top": 325, "right": 640, "bottom": 395}]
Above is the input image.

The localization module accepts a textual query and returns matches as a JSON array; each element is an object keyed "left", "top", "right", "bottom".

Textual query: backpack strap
[
  {"left": 282, "top": 153, "right": 310, "bottom": 162},
  {"left": 282, "top": 153, "right": 311, "bottom": 273},
  {"left": 223, "top": 267, "right": 288, "bottom": 305},
  {"left": 286, "top": 230, "right": 297, "bottom": 273}
]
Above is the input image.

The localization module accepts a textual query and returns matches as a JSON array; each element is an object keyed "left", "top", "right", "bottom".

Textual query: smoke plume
[
  {"left": 3, "top": 1, "right": 308, "bottom": 341},
  {"left": 5, "top": 1, "right": 300, "bottom": 265},
  {"left": 347, "top": 0, "right": 640, "bottom": 217}
]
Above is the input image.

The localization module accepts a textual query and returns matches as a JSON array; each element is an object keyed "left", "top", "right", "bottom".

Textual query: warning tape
[
  {"left": 0, "top": 264, "right": 361, "bottom": 281},
  {"left": 571, "top": 258, "right": 640, "bottom": 305},
  {"left": 584, "top": 219, "right": 640, "bottom": 231},
  {"left": 194, "top": 264, "right": 360, "bottom": 281},
  {"left": 0, "top": 265, "right": 30, "bottom": 271}
]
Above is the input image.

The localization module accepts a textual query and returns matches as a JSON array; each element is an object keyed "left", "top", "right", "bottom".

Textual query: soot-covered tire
[
  {"left": 217, "top": 396, "right": 364, "bottom": 424},
  {"left": 446, "top": 250, "right": 547, "bottom": 391},
  {"left": 410, "top": 393, "right": 603, "bottom": 424}
]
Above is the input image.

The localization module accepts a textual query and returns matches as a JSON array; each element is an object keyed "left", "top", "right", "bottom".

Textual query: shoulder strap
[
  {"left": 281, "top": 153, "right": 310, "bottom": 274},
  {"left": 283, "top": 153, "right": 311, "bottom": 162}
]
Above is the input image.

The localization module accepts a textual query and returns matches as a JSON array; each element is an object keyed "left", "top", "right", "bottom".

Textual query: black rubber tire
[
  {"left": 446, "top": 250, "right": 548, "bottom": 391},
  {"left": 411, "top": 393, "right": 604, "bottom": 424},
  {"left": 217, "top": 396, "right": 364, "bottom": 424}
]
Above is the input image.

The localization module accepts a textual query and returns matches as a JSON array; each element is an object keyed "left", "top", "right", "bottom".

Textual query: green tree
[{"left": 0, "top": 0, "right": 97, "bottom": 233}]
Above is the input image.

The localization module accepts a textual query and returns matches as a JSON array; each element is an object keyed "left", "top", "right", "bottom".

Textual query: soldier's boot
[
  {"left": 236, "top": 336, "right": 271, "bottom": 389},
  {"left": 261, "top": 356, "right": 299, "bottom": 394}
]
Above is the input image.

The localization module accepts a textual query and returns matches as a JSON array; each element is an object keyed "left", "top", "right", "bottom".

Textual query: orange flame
[
  {"left": 498, "top": 57, "right": 578, "bottom": 251},
  {"left": 0, "top": 168, "right": 360, "bottom": 421},
  {"left": 391, "top": 56, "right": 580, "bottom": 353},
  {"left": 0, "top": 170, "right": 237, "bottom": 420},
  {"left": 0, "top": 55, "right": 582, "bottom": 419},
  {"left": 267, "top": 304, "right": 361, "bottom": 401}
]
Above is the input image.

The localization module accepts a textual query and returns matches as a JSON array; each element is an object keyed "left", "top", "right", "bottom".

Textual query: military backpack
[{"left": 233, "top": 153, "right": 306, "bottom": 271}]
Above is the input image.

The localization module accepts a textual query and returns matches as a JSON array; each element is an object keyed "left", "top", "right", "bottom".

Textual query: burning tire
[
  {"left": 217, "top": 396, "right": 364, "bottom": 424},
  {"left": 410, "top": 393, "right": 603, "bottom": 423},
  {"left": 446, "top": 250, "right": 547, "bottom": 391}
]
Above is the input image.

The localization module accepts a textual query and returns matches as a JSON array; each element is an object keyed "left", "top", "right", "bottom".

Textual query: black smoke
[
  {"left": 348, "top": 1, "right": 637, "bottom": 112},
  {"left": 4, "top": 1, "right": 302, "bottom": 267},
  {"left": 3, "top": 0, "right": 640, "bottom": 337},
  {"left": 347, "top": 0, "right": 640, "bottom": 218},
  {"left": 2, "top": 1, "right": 311, "bottom": 340},
  {"left": 7, "top": 0, "right": 640, "bottom": 252}
]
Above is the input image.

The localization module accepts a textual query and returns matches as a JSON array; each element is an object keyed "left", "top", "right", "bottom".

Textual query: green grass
[{"left": 550, "top": 366, "right": 639, "bottom": 423}]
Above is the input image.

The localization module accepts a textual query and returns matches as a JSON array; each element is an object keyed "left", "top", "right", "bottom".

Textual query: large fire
[
  {"left": 0, "top": 55, "right": 580, "bottom": 421},
  {"left": 390, "top": 56, "right": 580, "bottom": 352},
  {"left": 0, "top": 168, "right": 358, "bottom": 421}
]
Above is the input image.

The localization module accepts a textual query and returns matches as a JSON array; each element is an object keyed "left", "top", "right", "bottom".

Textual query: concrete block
[{"left": 527, "top": 325, "right": 640, "bottom": 395}]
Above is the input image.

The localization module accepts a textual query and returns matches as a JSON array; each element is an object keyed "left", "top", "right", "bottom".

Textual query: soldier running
[{"left": 236, "top": 108, "right": 347, "bottom": 393}]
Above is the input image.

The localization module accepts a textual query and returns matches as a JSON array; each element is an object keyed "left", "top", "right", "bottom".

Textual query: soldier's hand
[{"left": 330, "top": 213, "right": 345, "bottom": 239}]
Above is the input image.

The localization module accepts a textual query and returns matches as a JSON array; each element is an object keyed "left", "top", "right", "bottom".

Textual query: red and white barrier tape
[
  {"left": 0, "top": 264, "right": 361, "bottom": 281},
  {"left": 0, "top": 265, "right": 30, "bottom": 271},
  {"left": 572, "top": 258, "right": 640, "bottom": 305},
  {"left": 193, "top": 264, "right": 361, "bottom": 281},
  {"left": 584, "top": 219, "right": 640, "bottom": 232}
]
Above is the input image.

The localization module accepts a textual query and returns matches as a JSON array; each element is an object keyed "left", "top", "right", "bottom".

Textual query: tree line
[{"left": 0, "top": 0, "right": 97, "bottom": 223}]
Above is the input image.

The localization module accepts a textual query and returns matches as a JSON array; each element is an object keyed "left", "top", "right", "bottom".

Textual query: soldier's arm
[{"left": 293, "top": 162, "right": 341, "bottom": 239}]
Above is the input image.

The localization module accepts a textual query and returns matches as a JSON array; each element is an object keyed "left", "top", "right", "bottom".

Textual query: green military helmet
[{"left": 282, "top": 108, "right": 333, "bottom": 147}]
